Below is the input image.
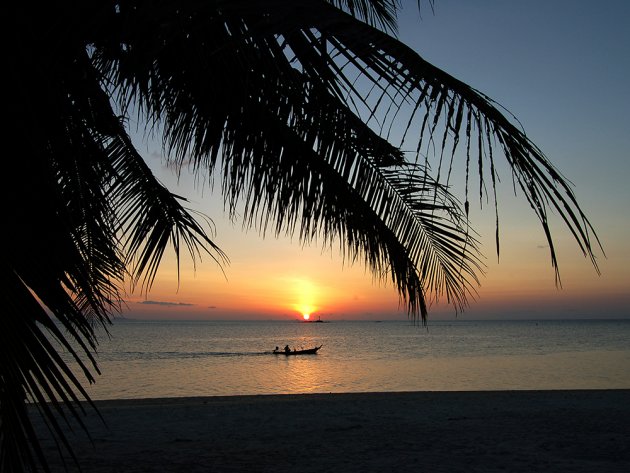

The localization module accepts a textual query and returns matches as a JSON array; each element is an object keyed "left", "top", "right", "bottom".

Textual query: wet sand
[{"left": 36, "top": 390, "right": 630, "bottom": 472}]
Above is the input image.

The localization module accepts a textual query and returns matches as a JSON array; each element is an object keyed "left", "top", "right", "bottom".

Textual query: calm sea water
[{"left": 62, "top": 319, "right": 630, "bottom": 400}]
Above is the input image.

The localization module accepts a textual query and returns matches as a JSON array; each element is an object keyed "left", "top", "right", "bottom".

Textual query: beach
[{"left": 36, "top": 389, "right": 630, "bottom": 472}]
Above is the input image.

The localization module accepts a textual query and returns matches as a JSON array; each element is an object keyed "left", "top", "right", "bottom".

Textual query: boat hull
[{"left": 273, "top": 346, "right": 322, "bottom": 355}]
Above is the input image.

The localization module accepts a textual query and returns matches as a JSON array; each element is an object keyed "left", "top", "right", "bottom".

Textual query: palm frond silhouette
[{"left": 1, "top": 1, "right": 600, "bottom": 471}]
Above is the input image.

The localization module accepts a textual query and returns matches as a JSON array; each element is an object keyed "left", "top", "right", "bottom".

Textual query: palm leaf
[
  {"left": 4, "top": 1, "right": 601, "bottom": 472},
  {"left": 94, "top": 0, "right": 483, "bottom": 319},
  {"left": 4, "top": 3, "right": 227, "bottom": 470},
  {"left": 298, "top": 3, "right": 602, "bottom": 274}
]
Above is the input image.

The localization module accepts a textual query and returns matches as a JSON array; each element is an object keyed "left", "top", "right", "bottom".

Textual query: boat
[{"left": 273, "top": 345, "right": 323, "bottom": 355}]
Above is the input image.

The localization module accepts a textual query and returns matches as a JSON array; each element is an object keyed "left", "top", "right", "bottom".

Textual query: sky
[{"left": 121, "top": 0, "right": 629, "bottom": 321}]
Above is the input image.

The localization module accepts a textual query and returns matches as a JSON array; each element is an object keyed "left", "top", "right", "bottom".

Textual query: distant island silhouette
[{"left": 300, "top": 316, "right": 330, "bottom": 323}]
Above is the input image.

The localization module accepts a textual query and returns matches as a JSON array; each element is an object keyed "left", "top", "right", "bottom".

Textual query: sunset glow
[
  {"left": 116, "top": 2, "right": 628, "bottom": 323},
  {"left": 290, "top": 278, "right": 320, "bottom": 318}
]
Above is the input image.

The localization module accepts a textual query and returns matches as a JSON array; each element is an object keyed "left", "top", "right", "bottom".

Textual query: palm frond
[
  {"left": 327, "top": 0, "right": 400, "bottom": 33},
  {"left": 0, "top": 266, "right": 101, "bottom": 473},
  {"left": 93, "top": 0, "right": 597, "bottom": 320},
  {"left": 93, "top": 1, "right": 482, "bottom": 320},
  {"left": 293, "top": 3, "right": 602, "bottom": 276},
  {"left": 106, "top": 132, "right": 229, "bottom": 292},
  {"left": 4, "top": 2, "right": 228, "bottom": 470},
  {"left": 5, "top": 1, "right": 601, "bottom": 471}
]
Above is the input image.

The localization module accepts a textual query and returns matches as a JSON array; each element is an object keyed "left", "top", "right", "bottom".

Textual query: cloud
[
  {"left": 208, "top": 305, "right": 217, "bottom": 309},
  {"left": 139, "top": 300, "right": 194, "bottom": 307}
]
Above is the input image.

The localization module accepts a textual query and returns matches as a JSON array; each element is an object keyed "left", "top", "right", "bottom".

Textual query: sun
[{"left": 290, "top": 278, "right": 319, "bottom": 321}]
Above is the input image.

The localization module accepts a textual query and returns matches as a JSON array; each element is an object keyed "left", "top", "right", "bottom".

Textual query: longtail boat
[{"left": 273, "top": 345, "right": 322, "bottom": 355}]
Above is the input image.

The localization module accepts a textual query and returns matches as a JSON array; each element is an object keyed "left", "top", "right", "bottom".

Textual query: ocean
[{"left": 61, "top": 319, "right": 630, "bottom": 400}]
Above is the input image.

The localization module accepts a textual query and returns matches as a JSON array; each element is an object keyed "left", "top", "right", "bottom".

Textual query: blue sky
[
  {"left": 394, "top": 0, "right": 630, "bottom": 316},
  {"left": 399, "top": 0, "right": 630, "bottom": 211}
]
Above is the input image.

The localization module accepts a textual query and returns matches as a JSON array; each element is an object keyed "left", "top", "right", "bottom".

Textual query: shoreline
[{"left": 34, "top": 389, "right": 630, "bottom": 472}]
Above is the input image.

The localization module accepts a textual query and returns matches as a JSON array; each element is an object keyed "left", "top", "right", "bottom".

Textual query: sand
[{"left": 35, "top": 390, "right": 630, "bottom": 472}]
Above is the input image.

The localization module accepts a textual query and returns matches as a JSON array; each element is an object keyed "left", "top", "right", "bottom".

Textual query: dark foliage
[{"left": 2, "top": 1, "right": 599, "bottom": 471}]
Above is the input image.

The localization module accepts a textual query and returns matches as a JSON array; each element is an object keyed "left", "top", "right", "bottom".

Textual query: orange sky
[{"left": 119, "top": 176, "right": 628, "bottom": 321}]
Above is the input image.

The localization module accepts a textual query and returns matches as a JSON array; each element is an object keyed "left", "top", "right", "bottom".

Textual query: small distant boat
[{"left": 273, "top": 345, "right": 322, "bottom": 355}]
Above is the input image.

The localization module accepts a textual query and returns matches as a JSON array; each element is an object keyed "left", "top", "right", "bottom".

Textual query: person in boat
[{"left": 284, "top": 344, "right": 290, "bottom": 354}]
